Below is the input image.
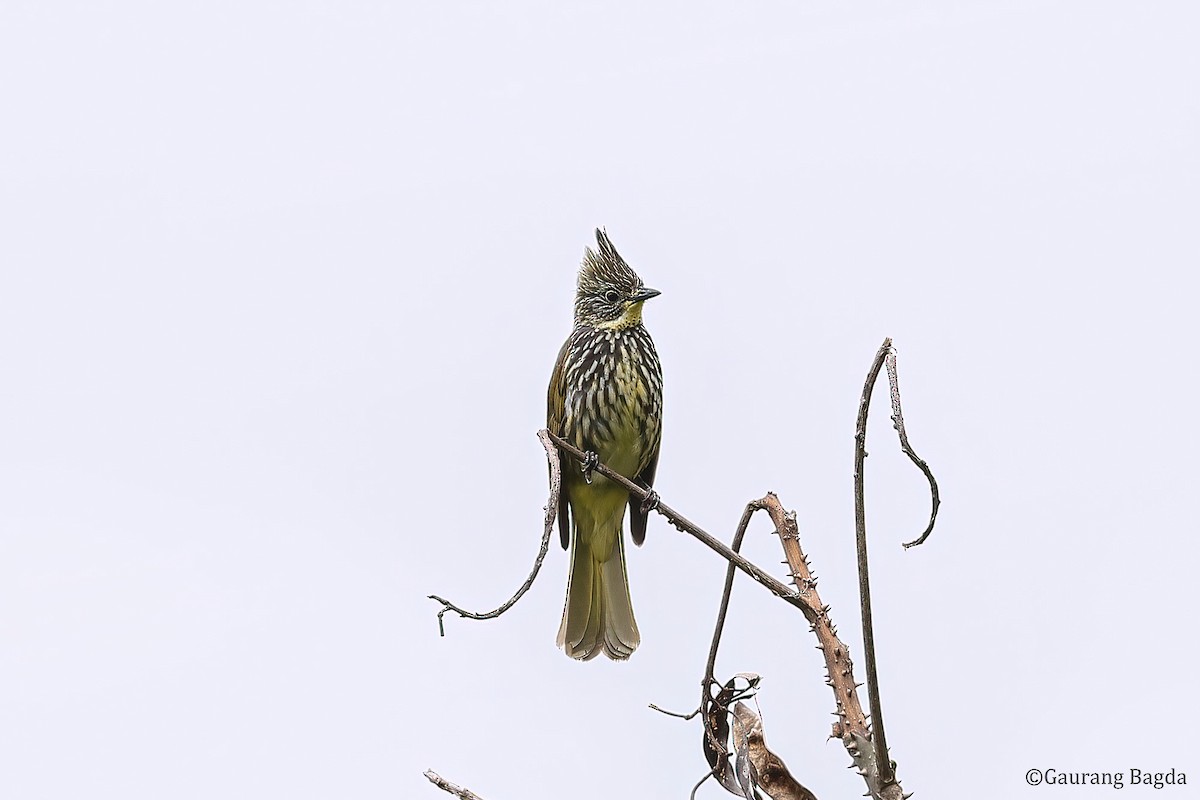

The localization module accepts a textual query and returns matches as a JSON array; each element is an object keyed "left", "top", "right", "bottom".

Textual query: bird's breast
[{"left": 563, "top": 326, "right": 662, "bottom": 478}]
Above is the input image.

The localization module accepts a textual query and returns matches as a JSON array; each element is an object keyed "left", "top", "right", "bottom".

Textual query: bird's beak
[{"left": 631, "top": 288, "right": 661, "bottom": 303}]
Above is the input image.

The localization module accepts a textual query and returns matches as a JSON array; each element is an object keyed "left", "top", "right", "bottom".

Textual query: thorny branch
[
  {"left": 762, "top": 492, "right": 905, "bottom": 800},
  {"left": 660, "top": 492, "right": 902, "bottom": 800}
]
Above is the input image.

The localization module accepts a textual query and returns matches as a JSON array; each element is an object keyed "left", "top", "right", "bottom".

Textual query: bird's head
[{"left": 574, "top": 228, "right": 661, "bottom": 329}]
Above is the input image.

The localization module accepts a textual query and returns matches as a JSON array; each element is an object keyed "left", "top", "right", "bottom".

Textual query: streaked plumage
[{"left": 547, "top": 229, "right": 663, "bottom": 661}]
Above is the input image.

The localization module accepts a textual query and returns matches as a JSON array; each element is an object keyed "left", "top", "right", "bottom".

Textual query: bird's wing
[
  {"left": 547, "top": 337, "right": 572, "bottom": 550},
  {"left": 627, "top": 428, "right": 660, "bottom": 547}
]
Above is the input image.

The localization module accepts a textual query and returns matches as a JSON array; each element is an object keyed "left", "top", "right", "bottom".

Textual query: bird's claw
[
  {"left": 640, "top": 490, "right": 660, "bottom": 514},
  {"left": 581, "top": 451, "right": 599, "bottom": 484}
]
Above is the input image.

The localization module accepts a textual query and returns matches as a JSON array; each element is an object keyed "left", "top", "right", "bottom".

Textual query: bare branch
[
  {"left": 884, "top": 347, "right": 941, "bottom": 549},
  {"left": 427, "top": 430, "right": 561, "bottom": 633},
  {"left": 424, "top": 770, "right": 487, "bottom": 800}
]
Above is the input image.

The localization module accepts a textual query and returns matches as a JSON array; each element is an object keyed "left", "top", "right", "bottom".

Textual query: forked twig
[{"left": 853, "top": 337, "right": 941, "bottom": 790}]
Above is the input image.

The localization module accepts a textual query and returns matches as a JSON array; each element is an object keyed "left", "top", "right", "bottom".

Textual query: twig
[
  {"left": 696, "top": 503, "right": 762, "bottom": 768},
  {"left": 884, "top": 348, "right": 941, "bottom": 549},
  {"left": 424, "top": 770, "right": 487, "bottom": 800},
  {"left": 703, "top": 502, "right": 762, "bottom": 691},
  {"left": 689, "top": 769, "right": 716, "bottom": 800},
  {"left": 427, "top": 430, "right": 561, "bottom": 633},
  {"left": 653, "top": 501, "right": 766, "bottom": 798},
  {"left": 649, "top": 703, "right": 701, "bottom": 720}
]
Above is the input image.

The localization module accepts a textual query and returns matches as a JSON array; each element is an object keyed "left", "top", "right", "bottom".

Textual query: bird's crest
[{"left": 577, "top": 228, "right": 643, "bottom": 297}]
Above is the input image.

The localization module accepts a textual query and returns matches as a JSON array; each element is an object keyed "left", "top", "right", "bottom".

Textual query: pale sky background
[{"left": 2, "top": 2, "right": 1197, "bottom": 798}]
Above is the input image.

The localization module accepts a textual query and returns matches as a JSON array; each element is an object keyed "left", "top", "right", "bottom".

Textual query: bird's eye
[{"left": 604, "top": 290, "right": 621, "bottom": 303}]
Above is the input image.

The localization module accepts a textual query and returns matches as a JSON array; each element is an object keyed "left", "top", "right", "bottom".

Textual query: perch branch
[{"left": 545, "top": 430, "right": 805, "bottom": 609}]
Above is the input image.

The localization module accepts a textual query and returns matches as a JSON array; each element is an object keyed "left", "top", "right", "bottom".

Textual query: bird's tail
[{"left": 557, "top": 528, "right": 640, "bottom": 661}]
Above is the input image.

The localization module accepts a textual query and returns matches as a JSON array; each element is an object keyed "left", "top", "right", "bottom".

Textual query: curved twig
[
  {"left": 884, "top": 348, "right": 941, "bottom": 549},
  {"left": 427, "top": 430, "right": 561, "bottom": 633}
]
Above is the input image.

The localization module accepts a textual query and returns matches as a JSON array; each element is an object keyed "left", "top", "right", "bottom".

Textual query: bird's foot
[
  {"left": 640, "top": 490, "right": 661, "bottom": 514},
  {"left": 581, "top": 450, "right": 599, "bottom": 484}
]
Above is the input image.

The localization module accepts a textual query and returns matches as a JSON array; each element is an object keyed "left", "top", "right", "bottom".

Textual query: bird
[{"left": 547, "top": 229, "right": 663, "bottom": 660}]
